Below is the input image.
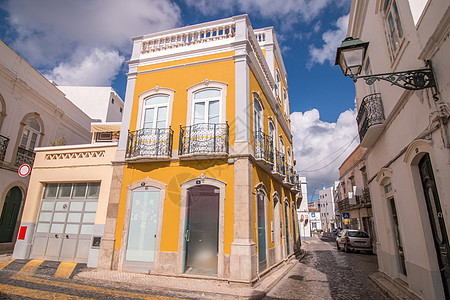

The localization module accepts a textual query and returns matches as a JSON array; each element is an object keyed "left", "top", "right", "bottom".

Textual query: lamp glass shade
[{"left": 335, "top": 37, "right": 369, "bottom": 78}]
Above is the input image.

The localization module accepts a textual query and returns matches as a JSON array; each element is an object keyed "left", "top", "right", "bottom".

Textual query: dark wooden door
[{"left": 419, "top": 154, "right": 450, "bottom": 299}]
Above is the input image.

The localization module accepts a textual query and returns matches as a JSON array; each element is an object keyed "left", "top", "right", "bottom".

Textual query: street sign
[
  {"left": 18, "top": 164, "right": 31, "bottom": 177},
  {"left": 343, "top": 212, "right": 350, "bottom": 219}
]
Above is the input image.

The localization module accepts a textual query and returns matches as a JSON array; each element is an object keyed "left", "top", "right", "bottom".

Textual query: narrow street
[{"left": 265, "top": 234, "right": 388, "bottom": 300}]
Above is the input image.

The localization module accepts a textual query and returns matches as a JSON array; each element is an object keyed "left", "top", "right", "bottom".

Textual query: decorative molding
[{"left": 45, "top": 151, "right": 105, "bottom": 160}]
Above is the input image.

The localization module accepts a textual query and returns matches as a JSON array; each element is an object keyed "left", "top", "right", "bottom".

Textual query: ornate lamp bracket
[{"left": 354, "top": 61, "right": 439, "bottom": 100}]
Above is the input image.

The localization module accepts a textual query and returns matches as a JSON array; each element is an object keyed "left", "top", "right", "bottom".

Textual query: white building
[
  {"left": 57, "top": 86, "right": 124, "bottom": 122},
  {"left": 0, "top": 40, "right": 92, "bottom": 253},
  {"left": 297, "top": 177, "right": 310, "bottom": 237},
  {"left": 318, "top": 185, "right": 337, "bottom": 232},
  {"left": 308, "top": 206, "right": 322, "bottom": 232},
  {"left": 345, "top": 0, "right": 450, "bottom": 298}
]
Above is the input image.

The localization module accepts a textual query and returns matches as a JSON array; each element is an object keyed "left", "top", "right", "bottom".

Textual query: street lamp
[{"left": 335, "top": 37, "right": 438, "bottom": 98}]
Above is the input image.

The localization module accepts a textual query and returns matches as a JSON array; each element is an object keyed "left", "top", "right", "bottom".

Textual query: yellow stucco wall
[{"left": 116, "top": 51, "right": 236, "bottom": 254}]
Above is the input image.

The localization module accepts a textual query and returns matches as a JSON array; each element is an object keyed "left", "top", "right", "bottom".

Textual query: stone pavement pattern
[{"left": 264, "top": 235, "right": 390, "bottom": 300}]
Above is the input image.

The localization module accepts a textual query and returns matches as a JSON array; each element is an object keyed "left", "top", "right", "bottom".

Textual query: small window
[
  {"left": 44, "top": 184, "right": 58, "bottom": 198},
  {"left": 120, "top": 107, "right": 123, "bottom": 113},
  {"left": 87, "top": 182, "right": 101, "bottom": 198},
  {"left": 383, "top": 0, "right": 404, "bottom": 60},
  {"left": 111, "top": 98, "right": 115, "bottom": 104}
]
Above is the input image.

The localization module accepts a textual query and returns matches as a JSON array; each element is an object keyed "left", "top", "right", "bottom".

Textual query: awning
[{"left": 91, "top": 122, "right": 121, "bottom": 133}]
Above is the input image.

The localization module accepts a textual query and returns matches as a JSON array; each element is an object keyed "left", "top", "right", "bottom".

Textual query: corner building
[{"left": 98, "top": 15, "right": 302, "bottom": 281}]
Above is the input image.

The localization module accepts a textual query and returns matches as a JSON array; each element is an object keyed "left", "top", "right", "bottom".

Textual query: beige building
[
  {"left": 337, "top": 145, "right": 375, "bottom": 239},
  {"left": 12, "top": 142, "right": 118, "bottom": 267},
  {"left": 0, "top": 40, "right": 92, "bottom": 253},
  {"left": 344, "top": 0, "right": 450, "bottom": 299}
]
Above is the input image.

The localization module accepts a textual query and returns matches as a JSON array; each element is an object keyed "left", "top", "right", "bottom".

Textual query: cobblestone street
[{"left": 265, "top": 234, "right": 389, "bottom": 300}]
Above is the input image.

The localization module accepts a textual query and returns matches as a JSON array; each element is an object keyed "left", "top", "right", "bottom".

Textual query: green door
[
  {"left": 0, "top": 187, "right": 22, "bottom": 243},
  {"left": 419, "top": 154, "right": 450, "bottom": 299},
  {"left": 257, "top": 192, "right": 267, "bottom": 271}
]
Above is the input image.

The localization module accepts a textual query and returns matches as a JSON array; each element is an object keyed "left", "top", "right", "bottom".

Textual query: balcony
[
  {"left": 254, "top": 130, "right": 274, "bottom": 172},
  {"left": 271, "top": 150, "right": 286, "bottom": 181},
  {"left": 15, "top": 146, "right": 35, "bottom": 167},
  {"left": 291, "top": 174, "right": 302, "bottom": 193},
  {"left": 337, "top": 188, "right": 372, "bottom": 212},
  {"left": 126, "top": 128, "right": 174, "bottom": 161},
  {"left": 283, "top": 166, "right": 295, "bottom": 188},
  {"left": 179, "top": 123, "right": 229, "bottom": 158},
  {"left": 0, "top": 135, "right": 9, "bottom": 161},
  {"left": 357, "top": 93, "right": 385, "bottom": 148}
]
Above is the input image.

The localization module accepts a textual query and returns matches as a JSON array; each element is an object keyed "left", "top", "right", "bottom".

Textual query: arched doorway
[
  {"left": 0, "top": 187, "right": 22, "bottom": 243},
  {"left": 184, "top": 184, "right": 219, "bottom": 276}
]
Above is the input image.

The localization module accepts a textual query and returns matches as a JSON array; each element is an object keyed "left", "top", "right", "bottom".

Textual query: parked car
[{"left": 336, "top": 229, "right": 373, "bottom": 254}]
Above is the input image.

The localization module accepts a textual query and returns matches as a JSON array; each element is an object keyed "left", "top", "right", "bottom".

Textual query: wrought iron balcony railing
[
  {"left": 254, "top": 130, "right": 274, "bottom": 164},
  {"left": 337, "top": 188, "right": 371, "bottom": 212},
  {"left": 274, "top": 150, "right": 286, "bottom": 175},
  {"left": 126, "top": 127, "right": 174, "bottom": 159},
  {"left": 0, "top": 135, "right": 9, "bottom": 161},
  {"left": 293, "top": 174, "right": 302, "bottom": 192},
  {"left": 286, "top": 166, "right": 295, "bottom": 185},
  {"left": 356, "top": 93, "right": 385, "bottom": 145},
  {"left": 15, "top": 146, "right": 35, "bottom": 167},
  {"left": 179, "top": 122, "right": 229, "bottom": 156}
]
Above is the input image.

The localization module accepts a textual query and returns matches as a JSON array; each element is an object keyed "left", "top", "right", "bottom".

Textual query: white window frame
[
  {"left": 192, "top": 89, "right": 221, "bottom": 125},
  {"left": 283, "top": 87, "right": 289, "bottom": 118},
  {"left": 137, "top": 87, "right": 174, "bottom": 131},
  {"left": 20, "top": 118, "right": 41, "bottom": 151},
  {"left": 275, "top": 69, "right": 282, "bottom": 105},
  {"left": 382, "top": 0, "right": 405, "bottom": 61},
  {"left": 186, "top": 80, "right": 227, "bottom": 126},
  {"left": 253, "top": 97, "right": 264, "bottom": 134}
]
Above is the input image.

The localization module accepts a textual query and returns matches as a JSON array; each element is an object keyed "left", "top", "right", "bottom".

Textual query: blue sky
[{"left": 0, "top": 0, "right": 359, "bottom": 200}]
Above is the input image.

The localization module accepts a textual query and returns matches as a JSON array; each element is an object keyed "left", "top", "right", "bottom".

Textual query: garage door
[{"left": 30, "top": 182, "right": 100, "bottom": 263}]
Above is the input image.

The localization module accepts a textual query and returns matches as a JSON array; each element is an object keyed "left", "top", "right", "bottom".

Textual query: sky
[{"left": 0, "top": 0, "right": 359, "bottom": 201}]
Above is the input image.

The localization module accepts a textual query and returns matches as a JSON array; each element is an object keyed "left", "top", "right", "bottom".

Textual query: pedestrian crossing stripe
[
  {"left": 0, "top": 283, "right": 92, "bottom": 300},
  {"left": 54, "top": 261, "right": 77, "bottom": 279},
  {"left": 10, "top": 273, "right": 182, "bottom": 299},
  {"left": 20, "top": 259, "right": 44, "bottom": 274},
  {"left": 0, "top": 259, "right": 14, "bottom": 270}
]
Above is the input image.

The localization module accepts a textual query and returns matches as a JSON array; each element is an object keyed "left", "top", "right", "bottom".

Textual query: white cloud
[
  {"left": 4, "top": 0, "right": 181, "bottom": 85},
  {"left": 308, "top": 14, "right": 349, "bottom": 67},
  {"left": 45, "top": 48, "right": 125, "bottom": 86},
  {"left": 291, "top": 108, "right": 358, "bottom": 200},
  {"left": 183, "top": 0, "right": 332, "bottom": 23}
]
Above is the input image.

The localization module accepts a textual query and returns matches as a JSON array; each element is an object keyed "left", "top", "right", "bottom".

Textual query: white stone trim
[
  {"left": 136, "top": 86, "right": 175, "bottom": 130},
  {"left": 186, "top": 80, "right": 228, "bottom": 126}
]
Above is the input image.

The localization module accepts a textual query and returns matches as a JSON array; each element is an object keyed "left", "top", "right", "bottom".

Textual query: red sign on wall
[{"left": 18, "top": 226, "right": 27, "bottom": 240}]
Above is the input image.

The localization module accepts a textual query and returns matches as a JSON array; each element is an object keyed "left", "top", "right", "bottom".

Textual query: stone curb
[{"left": 368, "top": 272, "right": 422, "bottom": 300}]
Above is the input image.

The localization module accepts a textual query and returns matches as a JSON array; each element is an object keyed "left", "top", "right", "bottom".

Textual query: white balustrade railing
[
  {"left": 141, "top": 24, "right": 236, "bottom": 54},
  {"left": 248, "top": 29, "right": 273, "bottom": 89}
]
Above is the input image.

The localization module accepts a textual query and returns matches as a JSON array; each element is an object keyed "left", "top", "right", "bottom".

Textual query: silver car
[{"left": 336, "top": 229, "right": 373, "bottom": 254}]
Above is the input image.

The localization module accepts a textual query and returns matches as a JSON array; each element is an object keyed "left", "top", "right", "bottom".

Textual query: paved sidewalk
[{"left": 74, "top": 252, "right": 305, "bottom": 300}]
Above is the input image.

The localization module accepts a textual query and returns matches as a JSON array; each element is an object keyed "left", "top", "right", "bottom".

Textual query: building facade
[
  {"left": 346, "top": 0, "right": 450, "bottom": 298},
  {"left": 318, "top": 186, "right": 337, "bottom": 232},
  {"left": 57, "top": 86, "right": 124, "bottom": 123},
  {"left": 0, "top": 40, "right": 92, "bottom": 253},
  {"left": 13, "top": 15, "right": 302, "bottom": 283},
  {"left": 297, "top": 177, "right": 310, "bottom": 238},
  {"left": 337, "top": 145, "right": 375, "bottom": 241}
]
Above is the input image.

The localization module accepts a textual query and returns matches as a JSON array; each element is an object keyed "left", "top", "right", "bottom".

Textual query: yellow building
[{"left": 13, "top": 15, "right": 302, "bottom": 283}]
